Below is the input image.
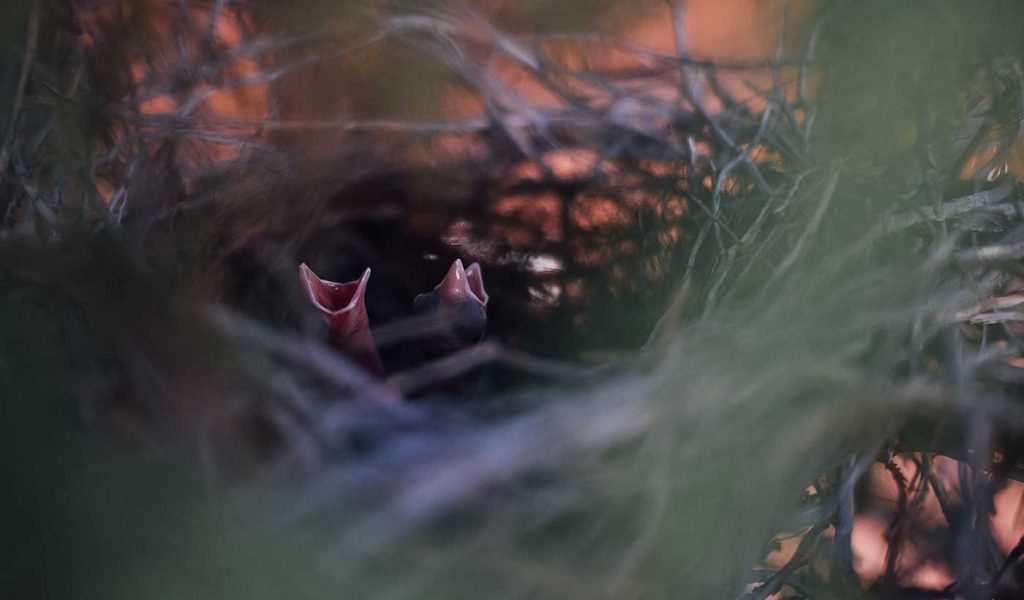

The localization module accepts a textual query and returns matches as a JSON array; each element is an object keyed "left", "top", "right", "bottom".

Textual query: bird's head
[
  {"left": 413, "top": 259, "right": 488, "bottom": 356},
  {"left": 299, "top": 263, "right": 383, "bottom": 375}
]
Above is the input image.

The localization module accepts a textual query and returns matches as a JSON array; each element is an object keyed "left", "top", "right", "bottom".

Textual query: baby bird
[
  {"left": 413, "top": 259, "right": 489, "bottom": 359},
  {"left": 299, "top": 263, "right": 385, "bottom": 376}
]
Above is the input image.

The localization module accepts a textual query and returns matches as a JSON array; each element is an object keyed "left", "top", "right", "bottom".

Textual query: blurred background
[{"left": 4, "top": 1, "right": 1024, "bottom": 598}]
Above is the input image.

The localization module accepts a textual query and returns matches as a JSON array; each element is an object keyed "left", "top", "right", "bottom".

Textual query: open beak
[
  {"left": 465, "top": 262, "right": 488, "bottom": 308},
  {"left": 299, "top": 263, "right": 383, "bottom": 375},
  {"left": 436, "top": 259, "right": 488, "bottom": 308},
  {"left": 299, "top": 263, "right": 371, "bottom": 325}
]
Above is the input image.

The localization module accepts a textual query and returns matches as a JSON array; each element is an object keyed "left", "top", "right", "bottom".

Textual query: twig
[
  {"left": 204, "top": 305, "right": 401, "bottom": 404},
  {"left": 991, "top": 535, "right": 1024, "bottom": 592},
  {"left": 385, "top": 342, "right": 503, "bottom": 395},
  {"left": 957, "top": 239, "right": 1024, "bottom": 266},
  {"left": 836, "top": 453, "right": 876, "bottom": 591},
  {"left": 0, "top": 0, "right": 40, "bottom": 187},
  {"left": 763, "top": 161, "right": 842, "bottom": 289},
  {"left": 882, "top": 456, "right": 910, "bottom": 586}
]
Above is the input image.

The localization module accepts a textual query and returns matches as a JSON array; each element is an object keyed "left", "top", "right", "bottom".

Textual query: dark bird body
[{"left": 413, "top": 259, "right": 488, "bottom": 359}]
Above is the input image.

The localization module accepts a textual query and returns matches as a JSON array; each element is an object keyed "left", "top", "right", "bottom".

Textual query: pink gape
[
  {"left": 435, "top": 259, "right": 488, "bottom": 308},
  {"left": 299, "top": 264, "right": 385, "bottom": 376},
  {"left": 299, "top": 259, "right": 489, "bottom": 377}
]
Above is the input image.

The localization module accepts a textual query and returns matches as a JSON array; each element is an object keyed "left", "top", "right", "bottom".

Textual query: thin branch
[{"left": 0, "top": 0, "right": 40, "bottom": 187}]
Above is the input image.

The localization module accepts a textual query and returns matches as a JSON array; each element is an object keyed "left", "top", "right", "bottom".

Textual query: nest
[{"left": 3, "top": 1, "right": 1024, "bottom": 598}]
